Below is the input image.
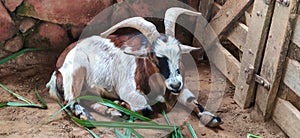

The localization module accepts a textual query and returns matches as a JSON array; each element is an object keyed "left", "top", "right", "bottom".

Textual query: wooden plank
[
  {"left": 244, "top": 11, "right": 252, "bottom": 26},
  {"left": 288, "top": 43, "right": 300, "bottom": 62},
  {"left": 283, "top": 58, "right": 300, "bottom": 97},
  {"left": 193, "top": 15, "right": 240, "bottom": 85},
  {"left": 227, "top": 23, "right": 248, "bottom": 51},
  {"left": 233, "top": 0, "right": 275, "bottom": 108},
  {"left": 207, "top": 43, "right": 241, "bottom": 86},
  {"left": 292, "top": 15, "right": 300, "bottom": 46},
  {"left": 278, "top": 84, "right": 300, "bottom": 110},
  {"left": 210, "top": 0, "right": 253, "bottom": 37},
  {"left": 272, "top": 98, "right": 300, "bottom": 138},
  {"left": 212, "top": 2, "right": 222, "bottom": 18},
  {"left": 199, "top": 0, "right": 214, "bottom": 21},
  {"left": 255, "top": 0, "right": 299, "bottom": 119},
  {"left": 192, "top": 0, "right": 247, "bottom": 85}
]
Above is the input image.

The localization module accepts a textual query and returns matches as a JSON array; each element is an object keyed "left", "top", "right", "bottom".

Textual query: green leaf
[
  {"left": 85, "top": 127, "right": 100, "bottom": 138},
  {"left": 53, "top": 96, "right": 154, "bottom": 123},
  {"left": 125, "top": 117, "right": 133, "bottom": 138},
  {"left": 0, "top": 83, "right": 32, "bottom": 104},
  {"left": 115, "top": 128, "right": 126, "bottom": 138},
  {"left": 187, "top": 122, "right": 197, "bottom": 138},
  {"left": 131, "top": 129, "right": 144, "bottom": 138},
  {"left": 35, "top": 84, "right": 48, "bottom": 109},
  {"left": 0, "top": 48, "right": 45, "bottom": 64},
  {"left": 6, "top": 102, "right": 42, "bottom": 107},
  {"left": 247, "top": 133, "right": 261, "bottom": 138},
  {"left": 74, "top": 118, "right": 174, "bottom": 129},
  {"left": 57, "top": 102, "right": 174, "bottom": 130},
  {"left": 0, "top": 102, "right": 8, "bottom": 108},
  {"left": 162, "top": 110, "right": 171, "bottom": 125}
]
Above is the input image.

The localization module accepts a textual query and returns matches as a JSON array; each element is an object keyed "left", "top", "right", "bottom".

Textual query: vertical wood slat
[
  {"left": 255, "top": 0, "right": 299, "bottom": 119},
  {"left": 234, "top": 0, "right": 275, "bottom": 108}
]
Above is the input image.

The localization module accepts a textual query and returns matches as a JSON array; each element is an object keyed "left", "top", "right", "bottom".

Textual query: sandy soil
[{"left": 0, "top": 61, "right": 287, "bottom": 138}]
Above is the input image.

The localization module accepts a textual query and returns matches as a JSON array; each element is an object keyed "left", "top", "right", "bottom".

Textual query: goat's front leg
[
  {"left": 61, "top": 67, "right": 95, "bottom": 120},
  {"left": 178, "top": 88, "right": 223, "bottom": 127},
  {"left": 118, "top": 89, "right": 152, "bottom": 112}
]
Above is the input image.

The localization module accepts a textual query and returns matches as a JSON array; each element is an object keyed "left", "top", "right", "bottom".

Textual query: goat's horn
[
  {"left": 101, "top": 17, "right": 160, "bottom": 44},
  {"left": 164, "top": 7, "right": 202, "bottom": 36}
]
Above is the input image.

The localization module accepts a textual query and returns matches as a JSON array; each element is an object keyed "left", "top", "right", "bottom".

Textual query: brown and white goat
[{"left": 46, "top": 7, "right": 223, "bottom": 127}]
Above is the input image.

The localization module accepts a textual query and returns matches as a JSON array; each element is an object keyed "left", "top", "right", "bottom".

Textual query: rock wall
[{"left": 0, "top": 0, "right": 198, "bottom": 82}]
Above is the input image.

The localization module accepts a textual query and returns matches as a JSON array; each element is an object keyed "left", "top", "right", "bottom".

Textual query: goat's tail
[{"left": 46, "top": 71, "right": 60, "bottom": 100}]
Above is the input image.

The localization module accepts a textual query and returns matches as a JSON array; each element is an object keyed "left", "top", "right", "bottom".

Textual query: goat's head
[{"left": 101, "top": 7, "right": 201, "bottom": 94}]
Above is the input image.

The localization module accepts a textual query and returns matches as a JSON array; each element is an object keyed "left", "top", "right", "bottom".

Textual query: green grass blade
[
  {"left": 49, "top": 101, "right": 73, "bottom": 121},
  {"left": 57, "top": 102, "right": 174, "bottom": 130},
  {"left": 176, "top": 128, "right": 183, "bottom": 138},
  {"left": 5, "top": 102, "right": 42, "bottom": 107},
  {"left": 247, "top": 133, "right": 261, "bottom": 138},
  {"left": 75, "top": 118, "right": 175, "bottom": 129},
  {"left": 85, "top": 127, "right": 100, "bottom": 138},
  {"left": 162, "top": 110, "right": 184, "bottom": 138},
  {"left": 131, "top": 129, "right": 144, "bottom": 138},
  {"left": 115, "top": 129, "right": 126, "bottom": 138},
  {"left": 76, "top": 96, "right": 153, "bottom": 122},
  {"left": 0, "top": 83, "right": 32, "bottom": 104},
  {"left": 187, "top": 122, "right": 197, "bottom": 138},
  {"left": 162, "top": 110, "right": 171, "bottom": 125},
  {"left": 125, "top": 128, "right": 132, "bottom": 138},
  {"left": 0, "top": 101, "right": 45, "bottom": 108},
  {"left": 35, "top": 84, "right": 48, "bottom": 109},
  {"left": 0, "top": 102, "right": 8, "bottom": 108},
  {"left": 0, "top": 48, "right": 45, "bottom": 64},
  {"left": 125, "top": 117, "right": 133, "bottom": 138}
]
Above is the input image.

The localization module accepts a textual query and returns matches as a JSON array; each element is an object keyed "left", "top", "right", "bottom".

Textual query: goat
[{"left": 46, "top": 7, "right": 223, "bottom": 127}]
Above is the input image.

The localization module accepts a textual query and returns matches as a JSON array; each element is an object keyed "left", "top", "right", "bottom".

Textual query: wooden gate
[{"left": 194, "top": 0, "right": 300, "bottom": 137}]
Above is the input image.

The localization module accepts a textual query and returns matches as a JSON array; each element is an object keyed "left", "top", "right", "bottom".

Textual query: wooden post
[
  {"left": 233, "top": 0, "right": 275, "bottom": 108},
  {"left": 255, "top": 0, "right": 299, "bottom": 119}
]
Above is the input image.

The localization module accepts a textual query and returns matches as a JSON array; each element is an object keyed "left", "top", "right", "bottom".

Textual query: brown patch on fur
[
  {"left": 134, "top": 59, "right": 161, "bottom": 95},
  {"left": 55, "top": 71, "right": 64, "bottom": 100},
  {"left": 108, "top": 33, "right": 149, "bottom": 51},
  {"left": 71, "top": 67, "right": 87, "bottom": 98},
  {"left": 56, "top": 40, "right": 83, "bottom": 69}
]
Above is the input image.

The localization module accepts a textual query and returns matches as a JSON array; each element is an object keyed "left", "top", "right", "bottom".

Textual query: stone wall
[{"left": 0, "top": 0, "right": 198, "bottom": 82}]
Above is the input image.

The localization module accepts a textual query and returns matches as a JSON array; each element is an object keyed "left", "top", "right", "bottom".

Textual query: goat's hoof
[
  {"left": 199, "top": 111, "right": 223, "bottom": 128},
  {"left": 74, "top": 104, "right": 96, "bottom": 120},
  {"left": 105, "top": 108, "right": 122, "bottom": 117}
]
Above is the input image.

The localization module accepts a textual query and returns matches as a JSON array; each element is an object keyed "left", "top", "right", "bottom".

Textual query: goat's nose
[{"left": 170, "top": 82, "right": 181, "bottom": 90}]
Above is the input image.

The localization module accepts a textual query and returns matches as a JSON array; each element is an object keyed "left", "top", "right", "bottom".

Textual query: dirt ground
[{"left": 0, "top": 60, "right": 287, "bottom": 138}]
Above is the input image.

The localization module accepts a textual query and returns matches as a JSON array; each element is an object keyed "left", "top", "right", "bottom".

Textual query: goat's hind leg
[{"left": 178, "top": 88, "right": 223, "bottom": 127}]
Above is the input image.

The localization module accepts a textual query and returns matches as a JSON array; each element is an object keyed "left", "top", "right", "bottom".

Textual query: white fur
[
  {"left": 46, "top": 72, "right": 59, "bottom": 99},
  {"left": 154, "top": 36, "right": 183, "bottom": 91},
  {"left": 47, "top": 36, "right": 150, "bottom": 111},
  {"left": 47, "top": 35, "right": 197, "bottom": 111}
]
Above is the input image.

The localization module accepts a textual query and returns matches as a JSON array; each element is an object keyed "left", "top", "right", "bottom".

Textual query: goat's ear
[
  {"left": 124, "top": 49, "right": 148, "bottom": 58},
  {"left": 179, "top": 44, "right": 201, "bottom": 53}
]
